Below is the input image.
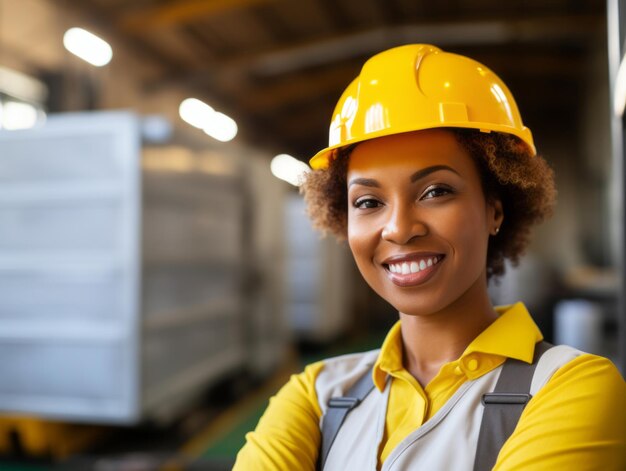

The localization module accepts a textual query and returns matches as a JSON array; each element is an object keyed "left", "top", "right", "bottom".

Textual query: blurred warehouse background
[{"left": 0, "top": 0, "right": 625, "bottom": 469}]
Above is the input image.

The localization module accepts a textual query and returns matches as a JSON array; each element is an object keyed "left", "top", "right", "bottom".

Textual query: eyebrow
[
  {"left": 348, "top": 177, "right": 380, "bottom": 188},
  {"left": 348, "top": 165, "right": 460, "bottom": 188},
  {"left": 410, "top": 165, "right": 460, "bottom": 182}
]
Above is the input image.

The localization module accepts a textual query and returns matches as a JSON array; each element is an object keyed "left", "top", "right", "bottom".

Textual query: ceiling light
[
  {"left": 270, "top": 154, "right": 310, "bottom": 186},
  {"left": 180, "top": 98, "right": 237, "bottom": 142},
  {"left": 63, "top": 28, "right": 112, "bottom": 67},
  {"left": 179, "top": 98, "right": 214, "bottom": 129},
  {"left": 0, "top": 66, "right": 48, "bottom": 103},
  {"left": 1, "top": 101, "right": 43, "bottom": 130},
  {"left": 204, "top": 111, "right": 238, "bottom": 142}
]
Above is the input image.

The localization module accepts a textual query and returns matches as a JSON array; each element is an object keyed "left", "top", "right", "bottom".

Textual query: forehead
[{"left": 347, "top": 129, "right": 474, "bottom": 176}]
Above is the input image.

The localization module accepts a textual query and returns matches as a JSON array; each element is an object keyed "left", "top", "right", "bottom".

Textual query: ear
[{"left": 488, "top": 198, "right": 504, "bottom": 235}]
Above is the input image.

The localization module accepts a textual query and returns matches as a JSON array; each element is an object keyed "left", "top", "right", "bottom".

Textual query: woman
[{"left": 234, "top": 44, "right": 626, "bottom": 470}]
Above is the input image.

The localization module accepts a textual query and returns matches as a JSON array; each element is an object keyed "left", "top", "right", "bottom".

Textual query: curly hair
[{"left": 301, "top": 129, "right": 556, "bottom": 279}]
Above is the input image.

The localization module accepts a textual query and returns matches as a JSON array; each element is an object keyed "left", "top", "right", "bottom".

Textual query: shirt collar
[
  {"left": 372, "top": 321, "right": 403, "bottom": 390},
  {"left": 372, "top": 302, "right": 543, "bottom": 391},
  {"left": 462, "top": 302, "right": 544, "bottom": 362}
]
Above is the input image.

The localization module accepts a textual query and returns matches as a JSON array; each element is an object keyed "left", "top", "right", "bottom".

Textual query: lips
[{"left": 381, "top": 253, "right": 445, "bottom": 287}]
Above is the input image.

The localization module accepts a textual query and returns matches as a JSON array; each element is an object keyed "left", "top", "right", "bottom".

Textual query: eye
[
  {"left": 353, "top": 197, "right": 382, "bottom": 209},
  {"left": 421, "top": 185, "right": 454, "bottom": 200}
]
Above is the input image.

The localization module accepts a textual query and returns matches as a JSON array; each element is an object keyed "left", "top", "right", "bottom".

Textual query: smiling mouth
[
  {"left": 385, "top": 255, "right": 443, "bottom": 274},
  {"left": 382, "top": 254, "right": 445, "bottom": 286}
]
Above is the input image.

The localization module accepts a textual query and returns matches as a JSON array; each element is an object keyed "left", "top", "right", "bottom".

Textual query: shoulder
[
  {"left": 234, "top": 361, "right": 326, "bottom": 471},
  {"left": 528, "top": 349, "right": 625, "bottom": 450},
  {"left": 315, "top": 349, "right": 381, "bottom": 415},
  {"left": 318, "top": 348, "right": 381, "bottom": 377},
  {"left": 531, "top": 346, "right": 625, "bottom": 413},
  {"left": 536, "top": 349, "right": 625, "bottom": 401},
  {"left": 496, "top": 351, "right": 626, "bottom": 469},
  {"left": 530, "top": 344, "right": 584, "bottom": 394},
  {"left": 271, "top": 349, "right": 381, "bottom": 417},
  {"left": 233, "top": 350, "right": 381, "bottom": 470},
  {"left": 271, "top": 360, "right": 326, "bottom": 418},
  {"left": 538, "top": 346, "right": 624, "bottom": 391}
]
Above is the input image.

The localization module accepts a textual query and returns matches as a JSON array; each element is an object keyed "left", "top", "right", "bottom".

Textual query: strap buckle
[
  {"left": 328, "top": 396, "right": 360, "bottom": 409},
  {"left": 482, "top": 393, "right": 532, "bottom": 406}
]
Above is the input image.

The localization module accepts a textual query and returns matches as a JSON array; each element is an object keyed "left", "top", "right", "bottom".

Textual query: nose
[{"left": 381, "top": 202, "right": 428, "bottom": 244}]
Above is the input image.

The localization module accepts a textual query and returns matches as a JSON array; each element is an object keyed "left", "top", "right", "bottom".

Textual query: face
[{"left": 346, "top": 129, "right": 503, "bottom": 317}]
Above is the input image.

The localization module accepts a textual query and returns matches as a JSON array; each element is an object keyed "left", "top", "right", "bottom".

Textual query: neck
[{"left": 399, "top": 276, "right": 497, "bottom": 387}]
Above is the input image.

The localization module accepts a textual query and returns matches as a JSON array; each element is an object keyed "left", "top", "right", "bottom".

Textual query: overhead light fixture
[
  {"left": 179, "top": 98, "right": 214, "bottom": 129},
  {"left": 179, "top": 98, "right": 237, "bottom": 142},
  {"left": 0, "top": 101, "right": 43, "bottom": 130},
  {"left": 0, "top": 66, "right": 48, "bottom": 104},
  {"left": 204, "top": 112, "right": 238, "bottom": 142},
  {"left": 63, "top": 27, "right": 113, "bottom": 67},
  {"left": 270, "top": 154, "right": 310, "bottom": 186}
]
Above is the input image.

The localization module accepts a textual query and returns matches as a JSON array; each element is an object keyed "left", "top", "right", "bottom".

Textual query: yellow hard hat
[{"left": 309, "top": 44, "right": 535, "bottom": 170}]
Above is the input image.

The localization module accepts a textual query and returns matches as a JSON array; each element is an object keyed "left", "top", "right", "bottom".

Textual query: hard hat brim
[{"left": 309, "top": 123, "right": 535, "bottom": 170}]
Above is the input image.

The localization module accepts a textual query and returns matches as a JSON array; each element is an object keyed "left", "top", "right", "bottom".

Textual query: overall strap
[
  {"left": 473, "top": 341, "right": 553, "bottom": 471},
  {"left": 317, "top": 369, "right": 376, "bottom": 471}
]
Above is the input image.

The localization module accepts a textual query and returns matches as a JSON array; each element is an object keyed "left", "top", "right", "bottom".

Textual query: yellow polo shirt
[{"left": 234, "top": 303, "right": 626, "bottom": 470}]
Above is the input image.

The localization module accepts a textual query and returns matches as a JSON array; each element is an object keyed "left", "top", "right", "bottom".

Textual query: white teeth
[{"left": 388, "top": 256, "right": 441, "bottom": 275}]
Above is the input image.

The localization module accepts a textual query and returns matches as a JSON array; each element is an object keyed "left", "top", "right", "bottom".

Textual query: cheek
[
  {"left": 443, "top": 200, "right": 491, "bottom": 262},
  {"left": 347, "top": 221, "right": 367, "bottom": 263},
  {"left": 347, "top": 216, "right": 378, "bottom": 269},
  {"left": 431, "top": 202, "right": 474, "bottom": 232}
]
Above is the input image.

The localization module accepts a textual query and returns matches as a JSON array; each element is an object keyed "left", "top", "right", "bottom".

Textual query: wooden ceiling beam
[
  {"left": 119, "top": 0, "right": 274, "bottom": 32},
  {"left": 239, "top": 54, "right": 584, "bottom": 115},
  {"left": 240, "top": 63, "right": 357, "bottom": 111},
  {"left": 475, "top": 54, "right": 585, "bottom": 79},
  {"left": 373, "top": 0, "right": 405, "bottom": 24},
  {"left": 316, "top": 0, "right": 354, "bottom": 30},
  {"left": 147, "top": 13, "right": 603, "bottom": 91},
  {"left": 245, "top": 15, "right": 604, "bottom": 77}
]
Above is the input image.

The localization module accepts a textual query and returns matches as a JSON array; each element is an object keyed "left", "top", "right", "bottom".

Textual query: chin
[
  {"left": 375, "top": 273, "right": 480, "bottom": 318},
  {"left": 379, "top": 287, "right": 449, "bottom": 317}
]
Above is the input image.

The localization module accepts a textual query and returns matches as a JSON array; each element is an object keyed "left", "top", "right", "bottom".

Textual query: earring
[{"left": 494, "top": 227, "right": 500, "bottom": 235}]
